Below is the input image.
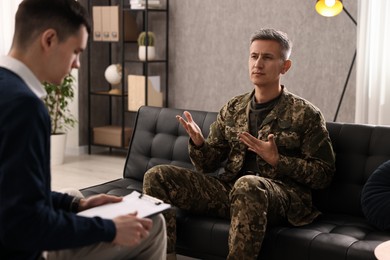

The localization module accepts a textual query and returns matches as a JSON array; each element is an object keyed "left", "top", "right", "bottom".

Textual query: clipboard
[{"left": 77, "top": 191, "right": 171, "bottom": 219}]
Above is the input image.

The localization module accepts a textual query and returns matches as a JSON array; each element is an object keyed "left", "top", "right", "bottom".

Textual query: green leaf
[{"left": 42, "top": 74, "right": 78, "bottom": 134}]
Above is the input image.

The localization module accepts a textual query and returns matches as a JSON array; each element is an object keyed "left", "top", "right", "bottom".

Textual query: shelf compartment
[{"left": 93, "top": 125, "right": 132, "bottom": 148}]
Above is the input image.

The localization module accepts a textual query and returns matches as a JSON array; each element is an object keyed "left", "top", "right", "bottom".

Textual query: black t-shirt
[{"left": 241, "top": 93, "right": 281, "bottom": 174}]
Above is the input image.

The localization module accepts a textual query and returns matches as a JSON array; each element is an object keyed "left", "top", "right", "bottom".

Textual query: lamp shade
[{"left": 315, "top": 0, "right": 343, "bottom": 17}]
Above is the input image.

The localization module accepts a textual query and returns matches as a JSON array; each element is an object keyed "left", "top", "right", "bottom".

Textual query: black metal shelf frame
[{"left": 87, "top": 0, "right": 169, "bottom": 154}]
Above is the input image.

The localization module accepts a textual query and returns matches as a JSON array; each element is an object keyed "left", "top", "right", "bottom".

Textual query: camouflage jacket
[{"left": 189, "top": 88, "right": 336, "bottom": 225}]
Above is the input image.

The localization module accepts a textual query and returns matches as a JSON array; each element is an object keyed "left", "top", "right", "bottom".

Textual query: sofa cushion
[
  {"left": 81, "top": 178, "right": 142, "bottom": 197},
  {"left": 361, "top": 160, "right": 390, "bottom": 230}
]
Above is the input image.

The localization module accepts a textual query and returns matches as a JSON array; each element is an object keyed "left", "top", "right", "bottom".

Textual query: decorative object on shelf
[
  {"left": 315, "top": 0, "right": 343, "bottom": 17},
  {"left": 104, "top": 64, "right": 122, "bottom": 85},
  {"left": 137, "top": 31, "right": 156, "bottom": 61},
  {"left": 43, "top": 74, "right": 77, "bottom": 165}
]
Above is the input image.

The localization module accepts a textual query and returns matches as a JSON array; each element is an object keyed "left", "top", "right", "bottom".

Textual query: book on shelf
[{"left": 128, "top": 75, "right": 163, "bottom": 111}]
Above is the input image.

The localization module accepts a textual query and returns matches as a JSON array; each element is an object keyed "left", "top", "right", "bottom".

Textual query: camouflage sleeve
[
  {"left": 189, "top": 106, "right": 230, "bottom": 173},
  {"left": 276, "top": 110, "right": 335, "bottom": 189}
]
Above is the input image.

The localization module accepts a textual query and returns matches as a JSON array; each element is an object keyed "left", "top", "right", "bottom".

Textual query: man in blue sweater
[{"left": 0, "top": 0, "right": 166, "bottom": 259}]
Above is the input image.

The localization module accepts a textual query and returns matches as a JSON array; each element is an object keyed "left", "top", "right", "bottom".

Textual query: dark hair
[
  {"left": 250, "top": 28, "right": 292, "bottom": 60},
  {"left": 12, "top": 0, "right": 91, "bottom": 49}
]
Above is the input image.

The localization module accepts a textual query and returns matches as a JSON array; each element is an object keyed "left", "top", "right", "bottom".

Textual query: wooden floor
[
  {"left": 51, "top": 151, "right": 198, "bottom": 260},
  {"left": 51, "top": 150, "right": 127, "bottom": 191}
]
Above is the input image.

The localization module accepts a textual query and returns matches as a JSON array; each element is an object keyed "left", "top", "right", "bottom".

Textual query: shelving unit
[{"left": 87, "top": 0, "right": 169, "bottom": 153}]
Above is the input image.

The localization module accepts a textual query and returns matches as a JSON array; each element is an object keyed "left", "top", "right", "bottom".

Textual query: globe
[{"left": 104, "top": 64, "right": 122, "bottom": 85}]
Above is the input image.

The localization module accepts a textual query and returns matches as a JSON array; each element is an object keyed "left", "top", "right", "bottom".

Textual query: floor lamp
[{"left": 315, "top": 0, "right": 357, "bottom": 122}]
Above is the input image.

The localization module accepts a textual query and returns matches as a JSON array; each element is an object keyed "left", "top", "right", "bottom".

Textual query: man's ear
[
  {"left": 281, "top": 59, "right": 292, "bottom": 74},
  {"left": 41, "top": 29, "right": 57, "bottom": 50}
]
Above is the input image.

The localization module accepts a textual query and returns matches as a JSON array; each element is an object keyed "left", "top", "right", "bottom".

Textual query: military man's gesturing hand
[
  {"left": 239, "top": 132, "right": 279, "bottom": 167},
  {"left": 176, "top": 111, "right": 204, "bottom": 147}
]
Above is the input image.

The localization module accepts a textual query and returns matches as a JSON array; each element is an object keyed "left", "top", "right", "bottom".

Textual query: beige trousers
[{"left": 45, "top": 189, "right": 167, "bottom": 260}]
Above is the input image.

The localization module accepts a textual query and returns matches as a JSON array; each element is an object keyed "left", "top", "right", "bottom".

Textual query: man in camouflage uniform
[{"left": 143, "top": 28, "right": 335, "bottom": 259}]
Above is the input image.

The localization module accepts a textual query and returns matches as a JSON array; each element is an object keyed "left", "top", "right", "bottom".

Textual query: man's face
[
  {"left": 45, "top": 26, "right": 88, "bottom": 85},
  {"left": 248, "top": 39, "right": 289, "bottom": 88}
]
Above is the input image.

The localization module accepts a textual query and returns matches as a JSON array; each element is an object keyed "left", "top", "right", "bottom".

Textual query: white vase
[
  {"left": 51, "top": 133, "right": 67, "bottom": 166},
  {"left": 138, "top": 46, "right": 156, "bottom": 61}
]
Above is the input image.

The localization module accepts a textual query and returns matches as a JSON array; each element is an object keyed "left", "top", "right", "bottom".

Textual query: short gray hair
[{"left": 250, "top": 28, "right": 292, "bottom": 60}]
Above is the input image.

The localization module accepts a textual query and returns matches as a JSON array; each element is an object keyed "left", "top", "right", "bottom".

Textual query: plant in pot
[
  {"left": 43, "top": 74, "right": 77, "bottom": 166},
  {"left": 137, "top": 31, "right": 156, "bottom": 61}
]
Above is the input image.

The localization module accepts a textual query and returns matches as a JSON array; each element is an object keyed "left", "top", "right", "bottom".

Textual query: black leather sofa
[{"left": 81, "top": 106, "right": 390, "bottom": 260}]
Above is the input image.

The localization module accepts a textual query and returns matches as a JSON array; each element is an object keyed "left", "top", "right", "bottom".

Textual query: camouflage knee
[
  {"left": 143, "top": 165, "right": 177, "bottom": 196},
  {"left": 230, "top": 175, "right": 268, "bottom": 198}
]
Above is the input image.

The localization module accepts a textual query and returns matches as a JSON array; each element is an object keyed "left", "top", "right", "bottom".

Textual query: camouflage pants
[{"left": 143, "top": 165, "right": 290, "bottom": 260}]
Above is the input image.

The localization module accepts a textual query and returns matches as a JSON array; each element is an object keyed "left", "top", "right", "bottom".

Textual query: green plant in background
[
  {"left": 43, "top": 74, "right": 77, "bottom": 134},
  {"left": 137, "top": 31, "right": 155, "bottom": 46}
]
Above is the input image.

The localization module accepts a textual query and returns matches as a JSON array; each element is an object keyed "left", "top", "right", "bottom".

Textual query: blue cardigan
[{"left": 0, "top": 68, "right": 115, "bottom": 260}]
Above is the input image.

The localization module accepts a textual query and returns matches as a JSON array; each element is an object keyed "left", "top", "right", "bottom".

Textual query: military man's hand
[
  {"left": 239, "top": 132, "right": 279, "bottom": 167},
  {"left": 176, "top": 111, "right": 204, "bottom": 147}
]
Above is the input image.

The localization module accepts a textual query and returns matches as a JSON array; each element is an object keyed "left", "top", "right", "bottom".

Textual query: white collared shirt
[{"left": 0, "top": 55, "right": 46, "bottom": 99}]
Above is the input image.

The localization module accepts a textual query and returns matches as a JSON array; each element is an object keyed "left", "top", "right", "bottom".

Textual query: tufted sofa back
[
  {"left": 314, "top": 122, "right": 390, "bottom": 217},
  {"left": 124, "top": 106, "right": 390, "bottom": 217},
  {"left": 124, "top": 106, "right": 217, "bottom": 181}
]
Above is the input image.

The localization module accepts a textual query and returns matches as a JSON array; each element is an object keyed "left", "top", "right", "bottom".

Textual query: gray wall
[{"left": 79, "top": 0, "right": 357, "bottom": 145}]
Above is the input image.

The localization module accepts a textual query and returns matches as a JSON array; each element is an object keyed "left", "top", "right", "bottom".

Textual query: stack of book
[{"left": 130, "top": 0, "right": 162, "bottom": 9}]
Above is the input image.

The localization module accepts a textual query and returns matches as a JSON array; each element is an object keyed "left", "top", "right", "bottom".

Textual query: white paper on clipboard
[{"left": 77, "top": 191, "right": 171, "bottom": 219}]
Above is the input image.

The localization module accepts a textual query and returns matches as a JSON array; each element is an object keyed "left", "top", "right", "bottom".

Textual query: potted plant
[
  {"left": 137, "top": 31, "right": 156, "bottom": 61},
  {"left": 43, "top": 74, "right": 77, "bottom": 165}
]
